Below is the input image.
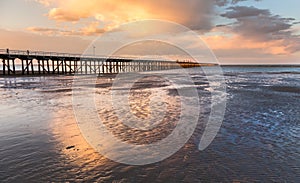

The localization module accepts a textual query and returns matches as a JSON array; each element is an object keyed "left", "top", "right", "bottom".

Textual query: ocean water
[{"left": 0, "top": 66, "right": 299, "bottom": 182}]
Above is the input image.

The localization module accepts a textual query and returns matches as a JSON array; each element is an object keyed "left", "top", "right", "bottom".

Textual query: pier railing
[{"left": 0, "top": 49, "right": 136, "bottom": 60}]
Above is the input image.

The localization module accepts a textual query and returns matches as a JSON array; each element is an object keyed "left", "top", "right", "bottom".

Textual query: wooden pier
[{"left": 0, "top": 49, "right": 203, "bottom": 76}]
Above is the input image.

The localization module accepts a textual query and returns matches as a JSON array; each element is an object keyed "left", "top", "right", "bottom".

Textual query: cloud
[
  {"left": 221, "top": 6, "right": 297, "bottom": 40},
  {"left": 32, "top": 0, "right": 265, "bottom": 32},
  {"left": 200, "top": 30, "right": 300, "bottom": 64},
  {"left": 33, "top": 0, "right": 53, "bottom": 7},
  {"left": 220, "top": 6, "right": 300, "bottom": 53},
  {"left": 25, "top": 0, "right": 300, "bottom": 62},
  {"left": 221, "top": 6, "right": 269, "bottom": 19},
  {"left": 48, "top": 8, "right": 86, "bottom": 22},
  {"left": 27, "top": 26, "right": 83, "bottom": 36},
  {"left": 27, "top": 27, "right": 61, "bottom": 35},
  {"left": 79, "top": 22, "right": 106, "bottom": 36},
  {"left": 36, "top": 0, "right": 258, "bottom": 31},
  {"left": 202, "top": 32, "right": 290, "bottom": 56},
  {"left": 215, "top": 0, "right": 262, "bottom": 7},
  {"left": 27, "top": 22, "right": 106, "bottom": 36}
]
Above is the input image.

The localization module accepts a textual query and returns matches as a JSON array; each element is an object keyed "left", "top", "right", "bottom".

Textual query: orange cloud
[
  {"left": 79, "top": 22, "right": 106, "bottom": 36},
  {"left": 27, "top": 27, "right": 61, "bottom": 36},
  {"left": 48, "top": 8, "right": 86, "bottom": 22},
  {"left": 27, "top": 21, "right": 106, "bottom": 36},
  {"left": 33, "top": 0, "right": 54, "bottom": 7},
  {"left": 203, "top": 34, "right": 291, "bottom": 55},
  {"left": 36, "top": 0, "right": 214, "bottom": 31}
]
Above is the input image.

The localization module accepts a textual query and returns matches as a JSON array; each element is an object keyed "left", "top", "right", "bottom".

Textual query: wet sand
[{"left": 0, "top": 67, "right": 299, "bottom": 182}]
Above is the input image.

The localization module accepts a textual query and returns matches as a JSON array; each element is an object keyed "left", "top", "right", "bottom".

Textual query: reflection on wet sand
[
  {"left": 50, "top": 75, "right": 181, "bottom": 176},
  {"left": 95, "top": 76, "right": 181, "bottom": 145},
  {"left": 51, "top": 109, "right": 107, "bottom": 168}
]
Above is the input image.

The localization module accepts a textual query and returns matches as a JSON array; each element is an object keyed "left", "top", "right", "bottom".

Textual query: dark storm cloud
[
  {"left": 220, "top": 6, "right": 269, "bottom": 18},
  {"left": 215, "top": 0, "right": 262, "bottom": 7},
  {"left": 220, "top": 6, "right": 300, "bottom": 52}
]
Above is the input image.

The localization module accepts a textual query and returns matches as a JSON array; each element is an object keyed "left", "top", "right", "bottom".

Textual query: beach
[{"left": 0, "top": 66, "right": 299, "bottom": 182}]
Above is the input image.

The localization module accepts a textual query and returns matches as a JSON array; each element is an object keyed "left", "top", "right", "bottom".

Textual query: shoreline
[
  {"left": 220, "top": 64, "right": 300, "bottom": 67},
  {"left": 1, "top": 64, "right": 300, "bottom": 78}
]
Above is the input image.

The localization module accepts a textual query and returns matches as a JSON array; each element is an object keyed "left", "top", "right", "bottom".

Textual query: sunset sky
[{"left": 1, "top": 0, "right": 300, "bottom": 64}]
